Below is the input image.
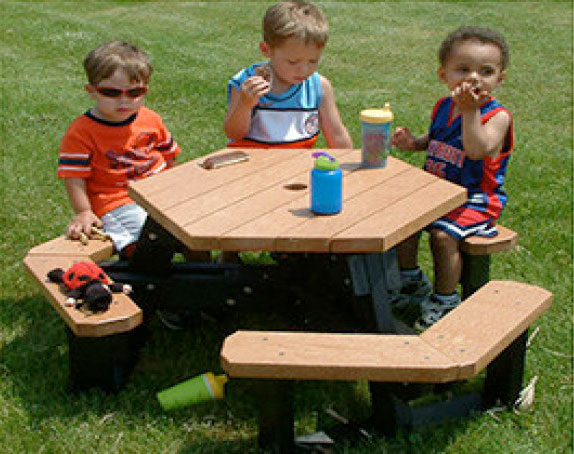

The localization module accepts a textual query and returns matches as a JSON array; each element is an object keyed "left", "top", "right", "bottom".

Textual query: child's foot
[
  {"left": 414, "top": 292, "right": 461, "bottom": 332},
  {"left": 391, "top": 268, "right": 432, "bottom": 310}
]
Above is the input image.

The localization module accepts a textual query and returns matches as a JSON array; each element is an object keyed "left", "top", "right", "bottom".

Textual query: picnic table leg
[
  {"left": 346, "top": 252, "right": 405, "bottom": 436},
  {"left": 66, "top": 327, "right": 143, "bottom": 392},
  {"left": 128, "top": 216, "right": 180, "bottom": 276},
  {"left": 483, "top": 329, "right": 528, "bottom": 408},
  {"left": 460, "top": 252, "right": 490, "bottom": 299},
  {"left": 369, "top": 382, "right": 400, "bottom": 437},
  {"left": 126, "top": 217, "right": 181, "bottom": 314},
  {"left": 257, "top": 379, "right": 295, "bottom": 453},
  {"left": 346, "top": 252, "right": 401, "bottom": 333},
  {"left": 365, "top": 251, "right": 403, "bottom": 435}
]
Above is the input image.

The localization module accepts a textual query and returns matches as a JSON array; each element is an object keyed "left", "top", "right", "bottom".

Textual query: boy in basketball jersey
[{"left": 391, "top": 26, "right": 513, "bottom": 330}]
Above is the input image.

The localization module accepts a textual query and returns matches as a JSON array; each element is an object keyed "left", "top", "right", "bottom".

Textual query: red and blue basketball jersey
[{"left": 425, "top": 96, "right": 513, "bottom": 221}]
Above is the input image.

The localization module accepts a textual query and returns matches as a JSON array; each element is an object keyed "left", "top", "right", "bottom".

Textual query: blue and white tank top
[{"left": 227, "top": 62, "right": 322, "bottom": 148}]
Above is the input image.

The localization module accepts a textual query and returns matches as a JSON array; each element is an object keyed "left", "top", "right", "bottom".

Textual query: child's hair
[
  {"left": 439, "top": 26, "right": 510, "bottom": 70},
  {"left": 263, "top": 1, "right": 329, "bottom": 48},
  {"left": 83, "top": 41, "right": 153, "bottom": 86}
]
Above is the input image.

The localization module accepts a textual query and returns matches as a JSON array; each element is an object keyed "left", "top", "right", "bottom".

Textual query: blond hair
[
  {"left": 83, "top": 41, "right": 152, "bottom": 85},
  {"left": 263, "top": 1, "right": 329, "bottom": 48}
]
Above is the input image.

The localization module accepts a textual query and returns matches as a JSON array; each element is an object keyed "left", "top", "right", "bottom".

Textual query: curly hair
[{"left": 439, "top": 26, "right": 510, "bottom": 70}]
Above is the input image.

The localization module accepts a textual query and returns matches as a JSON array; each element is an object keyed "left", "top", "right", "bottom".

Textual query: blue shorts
[
  {"left": 101, "top": 203, "right": 148, "bottom": 252},
  {"left": 427, "top": 205, "right": 498, "bottom": 241}
]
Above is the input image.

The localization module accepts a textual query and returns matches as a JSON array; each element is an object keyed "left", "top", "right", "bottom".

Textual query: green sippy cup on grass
[{"left": 157, "top": 372, "right": 228, "bottom": 411}]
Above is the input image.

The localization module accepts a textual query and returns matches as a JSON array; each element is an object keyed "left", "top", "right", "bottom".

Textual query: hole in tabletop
[{"left": 284, "top": 183, "right": 308, "bottom": 191}]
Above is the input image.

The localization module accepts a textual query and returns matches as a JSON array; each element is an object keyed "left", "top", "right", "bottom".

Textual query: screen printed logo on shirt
[
  {"left": 305, "top": 113, "right": 319, "bottom": 135},
  {"left": 425, "top": 139, "right": 465, "bottom": 179},
  {"left": 105, "top": 132, "right": 160, "bottom": 178},
  {"left": 427, "top": 140, "right": 465, "bottom": 167}
]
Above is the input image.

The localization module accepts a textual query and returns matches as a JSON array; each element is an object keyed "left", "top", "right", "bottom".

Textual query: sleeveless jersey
[
  {"left": 425, "top": 96, "right": 513, "bottom": 220},
  {"left": 226, "top": 62, "right": 322, "bottom": 148}
]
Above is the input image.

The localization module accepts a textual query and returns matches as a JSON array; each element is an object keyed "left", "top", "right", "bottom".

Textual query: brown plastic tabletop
[{"left": 129, "top": 148, "right": 467, "bottom": 254}]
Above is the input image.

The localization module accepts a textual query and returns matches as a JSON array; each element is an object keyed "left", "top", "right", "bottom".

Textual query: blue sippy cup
[{"left": 310, "top": 152, "right": 342, "bottom": 215}]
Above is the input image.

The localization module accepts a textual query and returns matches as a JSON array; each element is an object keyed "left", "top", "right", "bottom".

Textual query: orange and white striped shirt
[{"left": 58, "top": 106, "right": 180, "bottom": 217}]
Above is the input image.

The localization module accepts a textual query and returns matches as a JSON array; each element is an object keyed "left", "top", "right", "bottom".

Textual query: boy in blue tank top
[
  {"left": 391, "top": 26, "right": 513, "bottom": 330},
  {"left": 224, "top": 1, "right": 352, "bottom": 149},
  {"left": 222, "top": 1, "right": 352, "bottom": 264}
]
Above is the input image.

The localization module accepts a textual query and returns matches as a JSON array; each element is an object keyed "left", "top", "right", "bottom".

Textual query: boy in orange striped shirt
[{"left": 58, "top": 41, "right": 180, "bottom": 258}]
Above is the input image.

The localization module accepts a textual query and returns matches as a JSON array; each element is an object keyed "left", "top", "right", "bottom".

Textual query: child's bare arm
[
  {"left": 453, "top": 83, "right": 511, "bottom": 159},
  {"left": 64, "top": 178, "right": 102, "bottom": 240},
  {"left": 224, "top": 76, "right": 270, "bottom": 141},
  {"left": 391, "top": 127, "right": 429, "bottom": 151},
  {"left": 318, "top": 76, "right": 353, "bottom": 148},
  {"left": 461, "top": 108, "right": 511, "bottom": 159}
]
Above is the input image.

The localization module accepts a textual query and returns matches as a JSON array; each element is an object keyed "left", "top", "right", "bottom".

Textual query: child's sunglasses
[{"left": 95, "top": 86, "right": 148, "bottom": 98}]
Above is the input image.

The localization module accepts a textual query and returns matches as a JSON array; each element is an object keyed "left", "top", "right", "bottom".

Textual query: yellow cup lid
[
  {"left": 205, "top": 373, "right": 228, "bottom": 399},
  {"left": 360, "top": 103, "right": 394, "bottom": 123}
]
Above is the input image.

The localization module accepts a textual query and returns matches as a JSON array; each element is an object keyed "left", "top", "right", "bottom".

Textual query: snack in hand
[
  {"left": 255, "top": 63, "right": 273, "bottom": 83},
  {"left": 90, "top": 226, "right": 111, "bottom": 241},
  {"left": 79, "top": 232, "right": 89, "bottom": 245}
]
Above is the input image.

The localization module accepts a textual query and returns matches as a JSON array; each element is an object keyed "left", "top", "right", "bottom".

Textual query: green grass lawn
[{"left": 1, "top": 1, "right": 572, "bottom": 453}]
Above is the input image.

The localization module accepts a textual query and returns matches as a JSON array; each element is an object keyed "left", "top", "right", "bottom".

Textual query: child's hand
[
  {"left": 239, "top": 76, "right": 271, "bottom": 108},
  {"left": 451, "top": 81, "right": 489, "bottom": 112},
  {"left": 391, "top": 127, "right": 417, "bottom": 151},
  {"left": 67, "top": 210, "right": 102, "bottom": 241}
]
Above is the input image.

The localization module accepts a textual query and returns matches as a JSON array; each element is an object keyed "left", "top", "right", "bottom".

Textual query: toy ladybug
[{"left": 47, "top": 261, "right": 131, "bottom": 312}]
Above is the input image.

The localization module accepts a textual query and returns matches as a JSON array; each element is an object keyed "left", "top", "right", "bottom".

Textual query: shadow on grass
[{"left": 1, "top": 287, "right": 477, "bottom": 453}]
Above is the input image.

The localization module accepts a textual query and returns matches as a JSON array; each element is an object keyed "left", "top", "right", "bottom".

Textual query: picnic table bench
[
  {"left": 221, "top": 280, "right": 552, "bottom": 451},
  {"left": 24, "top": 235, "right": 142, "bottom": 337},
  {"left": 24, "top": 235, "right": 144, "bottom": 390}
]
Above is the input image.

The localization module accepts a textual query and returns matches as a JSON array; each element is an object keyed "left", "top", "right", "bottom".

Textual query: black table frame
[{"left": 68, "top": 216, "right": 527, "bottom": 452}]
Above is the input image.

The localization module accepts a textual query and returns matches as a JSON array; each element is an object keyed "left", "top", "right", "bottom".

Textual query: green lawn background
[{"left": 1, "top": 1, "right": 572, "bottom": 453}]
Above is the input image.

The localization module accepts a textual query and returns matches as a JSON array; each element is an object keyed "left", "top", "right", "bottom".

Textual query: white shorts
[{"left": 101, "top": 203, "right": 148, "bottom": 252}]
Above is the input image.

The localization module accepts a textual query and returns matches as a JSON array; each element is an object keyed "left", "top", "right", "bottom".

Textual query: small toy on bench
[
  {"left": 77, "top": 226, "right": 112, "bottom": 246},
  {"left": 47, "top": 261, "right": 131, "bottom": 312}
]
